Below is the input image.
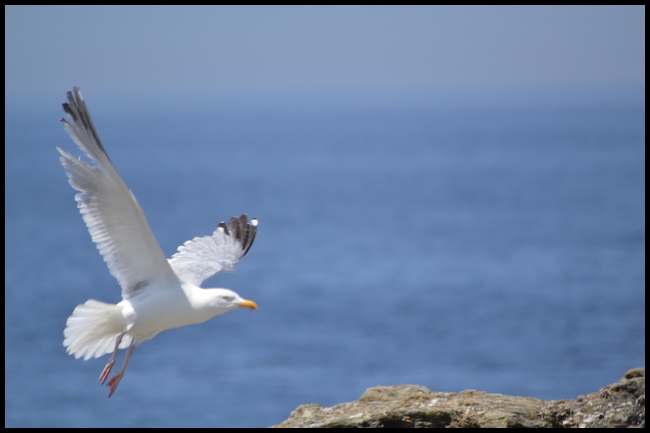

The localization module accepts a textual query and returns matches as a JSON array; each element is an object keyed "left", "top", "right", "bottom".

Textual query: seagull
[{"left": 58, "top": 88, "right": 258, "bottom": 397}]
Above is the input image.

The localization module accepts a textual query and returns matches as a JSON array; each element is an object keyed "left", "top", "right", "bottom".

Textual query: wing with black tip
[{"left": 168, "top": 214, "right": 258, "bottom": 286}]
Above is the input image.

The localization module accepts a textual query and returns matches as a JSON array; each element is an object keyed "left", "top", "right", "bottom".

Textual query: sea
[{"left": 4, "top": 88, "right": 645, "bottom": 427}]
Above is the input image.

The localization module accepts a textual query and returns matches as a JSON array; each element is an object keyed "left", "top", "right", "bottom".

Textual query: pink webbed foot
[
  {"left": 100, "top": 332, "right": 126, "bottom": 385},
  {"left": 99, "top": 359, "right": 115, "bottom": 384},
  {"left": 104, "top": 340, "right": 136, "bottom": 397},
  {"left": 107, "top": 372, "right": 124, "bottom": 398}
]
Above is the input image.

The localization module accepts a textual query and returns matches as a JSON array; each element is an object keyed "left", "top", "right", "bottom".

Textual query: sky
[{"left": 4, "top": 6, "right": 645, "bottom": 103}]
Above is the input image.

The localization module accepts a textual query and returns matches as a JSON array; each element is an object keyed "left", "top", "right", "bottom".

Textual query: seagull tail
[{"left": 63, "top": 299, "right": 132, "bottom": 360}]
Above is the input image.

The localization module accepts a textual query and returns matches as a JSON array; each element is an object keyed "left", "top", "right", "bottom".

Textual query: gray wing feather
[{"left": 169, "top": 214, "right": 258, "bottom": 286}]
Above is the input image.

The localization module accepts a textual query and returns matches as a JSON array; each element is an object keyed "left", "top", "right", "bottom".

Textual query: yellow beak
[{"left": 237, "top": 299, "right": 258, "bottom": 310}]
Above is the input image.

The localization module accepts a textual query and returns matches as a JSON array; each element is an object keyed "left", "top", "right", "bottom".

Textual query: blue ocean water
[{"left": 4, "top": 91, "right": 645, "bottom": 427}]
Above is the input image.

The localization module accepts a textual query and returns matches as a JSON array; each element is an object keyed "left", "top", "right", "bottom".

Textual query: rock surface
[{"left": 272, "top": 367, "right": 644, "bottom": 428}]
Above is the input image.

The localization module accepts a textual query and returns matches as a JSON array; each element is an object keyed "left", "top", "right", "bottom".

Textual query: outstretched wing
[
  {"left": 169, "top": 214, "right": 258, "bottom": 286},
  {"left": 58, "top": 88, "right": 180, "bottom": 299}
]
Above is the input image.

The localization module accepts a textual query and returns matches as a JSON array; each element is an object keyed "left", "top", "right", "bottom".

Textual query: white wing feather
[
  {"left": 169, "top": 215, "right": 258, "bottom": 286},
  {"left": 58, "top": 88, "right": 180, "bottom": 299}
]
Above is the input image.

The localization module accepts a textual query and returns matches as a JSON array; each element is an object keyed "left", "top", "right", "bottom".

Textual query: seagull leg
[
  {"left": 99, "top": 332, "right": 126, "bottom": 384},
  {"left": 107, "top": 344, "right": 136, "bottom": 398}
]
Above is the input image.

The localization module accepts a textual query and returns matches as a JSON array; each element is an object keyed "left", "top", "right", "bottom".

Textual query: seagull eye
[{"left": 221, "top": 295, "right": 234, "bottom": 301}]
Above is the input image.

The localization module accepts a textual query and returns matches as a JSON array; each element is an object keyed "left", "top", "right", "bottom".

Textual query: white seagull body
[{"left": 58, "top": 88, "right": 258, "bottom": 397}]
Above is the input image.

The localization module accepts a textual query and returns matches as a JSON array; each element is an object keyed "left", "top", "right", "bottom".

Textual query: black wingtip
[
  {"left": 218, "top": 214, "right": 258, "bottom": 256},
  {"left": 240, "top": 214, "right": 258, "bottom": 256},
  {"left": 61, "top": 87, "right": 111, "bottom": 161},
  {"left": 229, "top": 216, "right": 242, "bottom": 244}
]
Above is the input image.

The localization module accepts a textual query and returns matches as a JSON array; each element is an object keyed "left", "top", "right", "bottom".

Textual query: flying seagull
[{"left": 58, "top": 88, "right": 258, "bottom": 397}]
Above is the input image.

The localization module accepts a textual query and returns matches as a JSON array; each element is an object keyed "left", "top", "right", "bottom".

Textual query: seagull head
[{"left": 209, "top": 288, "right": 258, "bottom": 312}]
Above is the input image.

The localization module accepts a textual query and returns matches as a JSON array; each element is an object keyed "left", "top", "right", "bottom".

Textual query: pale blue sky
[{"left": 4, "top": 6, "right": 645, "bottom": 101}]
